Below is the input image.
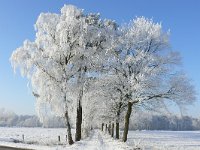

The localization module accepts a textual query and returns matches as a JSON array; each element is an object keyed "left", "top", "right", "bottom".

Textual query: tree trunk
[
  {"left": 102, "top": 123, "right": 104, "bottom": 131},
  {"left": 75, "top": 68, "right": 84, "bottom": 141},
  {"left": 75, "top": 99, "right": 82, "bottom": 141},
  {"left": 111, "top": 123, "right": 114, "bottom": 137},
  {"left": 106, "top": 124, "right": 108, "bottom": 133},
  {"left": 65, "top": 110, "right": 74, "bottom": 145},
  {"left": 108, "top": 122, "right": 111, "bottom": 135},
  {"left": 116, "top": 122, "right": 119, "bottom": 139},
  {"left": 122, "top": 101, "right": 133, "bottom": 142},
  {"left": 116, "top": 111, "right": 120, "bottom": 139}
]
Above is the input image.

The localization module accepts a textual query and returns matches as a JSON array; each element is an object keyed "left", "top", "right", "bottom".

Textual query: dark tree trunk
[
  {"left": 106, "top": 124, "right": 108, "bottom": 132},
  {"left": 75, "top": 98, "right": 82, "bottom": 141},
  {"left": 116, "top": 111, "right": 120, "bottom": 139},
  {"left": 122, "top": 102, "right": 133, "bottom": 142},
  {"left": 75, "top": 74, "right": 84, "bottom": 142},
  {"left": 75, "top": 67, "right": 85, "bottom": 141},
  {"left": 116, "top": 122, "right": 120, "bottom": 139},
  {"left": 65, "top": 110, "right": 74, "bottom": 145},
  {"left": 108, "top": 122, "right": 111, "bottom": 135},
  {"left": 111, "top": 123, "right": 114, "bottom": 137},
  {"left": 102, "top": 123, "right": 104, "bottom": 131}
]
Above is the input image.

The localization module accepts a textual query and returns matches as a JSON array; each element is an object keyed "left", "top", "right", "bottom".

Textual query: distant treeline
[
  {"left": 129, "top": 112, "right": 200, "bottom": 131},
  {"left": 0, "top": 108, "right": 41, "bottom": 127},
  {"left": 0, "top": 108, "right": 65, "bottom": 128},
  {"left": 1, "top": 108, "right": 199, "bottom": 130}
]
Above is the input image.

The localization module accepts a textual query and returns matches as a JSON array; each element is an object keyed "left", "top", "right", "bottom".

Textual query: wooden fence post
[
  {"left": 58, "top": 136, "right": 60, "bottom": 142},
  {"left": 22, "top": 134, "right": 24, "bottom": 142}
]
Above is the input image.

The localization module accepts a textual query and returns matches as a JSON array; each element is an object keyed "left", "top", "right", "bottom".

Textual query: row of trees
[
  {"left": 129, "top": 112, "right": 200, "bottom": 131},
  {"left": 1, "top": 107, "right": 200, "bottom": 131},
  {"left": 0, "top": 108, "right": 66, "bottom": 128},
  {"left": 0, "top": 108, "right": 41, "bottom": 127},
  {"left": 10, "top": 5, "right": 196, "bottom": 144}
]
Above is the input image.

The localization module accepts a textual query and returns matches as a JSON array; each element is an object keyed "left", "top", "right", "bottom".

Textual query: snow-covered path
[
  {"left": 69, "top": 130, "right": 131, "bottom": 150},
  {"left": 0, "top": 127, "right": 131, "bottom": 150}
]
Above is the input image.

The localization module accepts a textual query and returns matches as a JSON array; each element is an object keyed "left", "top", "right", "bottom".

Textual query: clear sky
[{"left": 0, "top": 0, "right": 199, "bottom": 116}]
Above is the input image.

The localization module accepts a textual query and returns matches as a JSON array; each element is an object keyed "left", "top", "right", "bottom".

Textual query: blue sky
[{"left": 0, "top": 0, "right": 199, "bottom": 116}]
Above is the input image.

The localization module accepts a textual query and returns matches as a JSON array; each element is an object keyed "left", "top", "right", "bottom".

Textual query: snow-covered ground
[
  {"left": 0, "top": 127, "right": 129, "bottom": 150},
  {"left": 0, "top": 127, "right": 71, "bottom": 149},
  {"left": 0, "top": 127, "right": 200, "bottom": 150},
  {"left": 127, "top": 130, "right": 200, "bottom": 150}
]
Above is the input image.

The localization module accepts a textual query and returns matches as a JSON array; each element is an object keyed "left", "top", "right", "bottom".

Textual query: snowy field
[
  {"left": 0, "top": 127, "right": 72, "bottom": 149},
  {"left": 0, "top": 127, "right": 129, "bottom": 150},
  {"left": 0, "top": 127, "right": 200, "bottom": 150},
  {"left": 127, "top": 130, "right": 200, "bottom": 150}
]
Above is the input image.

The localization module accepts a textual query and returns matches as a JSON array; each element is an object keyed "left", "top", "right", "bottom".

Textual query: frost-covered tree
[
  {"left": 67, "top": 13, "right": 116, "bottom": 141},
  {"left": 10, "top": 5, "right": 116, "bottom": 144},
  {"left": 92, "top": 75, "right": 127, "bottom": 138},
  {"left": 106, "top": 17, "right": 196, "bottom": 142}
]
